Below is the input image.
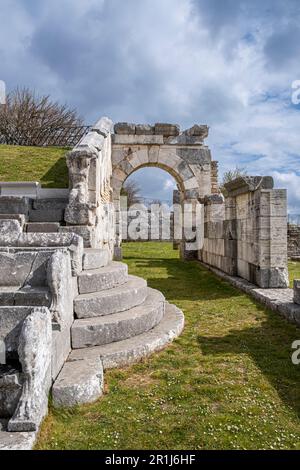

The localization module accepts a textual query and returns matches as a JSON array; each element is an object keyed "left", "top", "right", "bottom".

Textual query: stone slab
[
  {"left": 0, "top": 306, "right": 33, "bottom": 355},
  {"left": 26, "top": 222, "right": 60, "bottom": 233},
  {"left": 72, "top": 288, "right": 164, "bottom": 348},
  {"left": 154, "top": 123, "right": 180, "bottom": 136},
  {"left": 0, "top": 220, "right": 22, "bottom": 235},
  {"left": 52, "top": 356, "right": 103, "bottom": 408},
  {"left": 78, "top": 261, "right": 128, "bottom": 294},
  {"left": 74, "top": 275, "right": 147, "bottom": 318},
  {"left": 0, "top": 287, "right": 51, "bottom": 307},
  {"left": 82, "top": 248, "right": 110, "bottom": 270},
  {"left": 0, "top": 197, "right": 30, "bottom": 216},
  {"left": 112, "top": 134, "right": 164, "bottom": 145},
  {"left": 0, "top": 365, "right": 22, "bottom": 418},
  {"left": 29, "top": 208, "right": 65, "bottom": 223},
  {"left": 114, "top": 122, "right": 136, "bottom": 135},
  {"left": 0, "top": 419, "right": 37, "bottom": 450},
  {"left": 69, "top": 302, "right": 184, "bottom": 369},
  {"left": 135, "top": 124, "right": 154, "bottom": 135},
  {"left": 0, "top": 214, "right": 26, "bottom": 227}
]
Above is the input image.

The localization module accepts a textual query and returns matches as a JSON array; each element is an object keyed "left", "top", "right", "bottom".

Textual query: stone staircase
[{"left": 52, "top": 248, "right": 184, "bottom": 407}]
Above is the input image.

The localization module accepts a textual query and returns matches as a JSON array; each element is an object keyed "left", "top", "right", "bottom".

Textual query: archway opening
[{"left": 120, "top": 167, "right": 182, "bottom": 251}]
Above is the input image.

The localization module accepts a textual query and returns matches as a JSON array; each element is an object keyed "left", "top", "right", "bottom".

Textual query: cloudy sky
[{"left": 1, "top": 0, "right": 300, "bottom": 210}]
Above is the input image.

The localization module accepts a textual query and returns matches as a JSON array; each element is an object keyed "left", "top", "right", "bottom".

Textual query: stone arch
[
  {"left": 112, "top": 146, "right": 202, "bottom": 201},
  {"left": 110, "top": 122, "right": 218, "bottom": 259},
  {"left": 111, "top": 145, "right": 206, "bottom": 259}
]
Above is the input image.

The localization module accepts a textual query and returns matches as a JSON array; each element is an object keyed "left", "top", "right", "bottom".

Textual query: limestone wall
[
  {"left": 288, "top": 224, "right": 300, "bottom": 259},
  {"left": 200, "top": 176, "right": 289, "bottom": 288},
  {"left": 63, "top": 117, "right": 115, "bottom": 254}
]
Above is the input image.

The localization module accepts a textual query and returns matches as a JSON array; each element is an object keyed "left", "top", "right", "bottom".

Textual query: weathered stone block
[
  {"left": 176, "top": 148, "right": 211, "bottom": 165},
  {"left": 0, "top": 251, "right": 51, "bottom": 287},
  {"left": 0, "top": 197, "right": 30, "bottom": 216},
  {"left": 64, "top": 203, "right": 94, "bottom": 226},
  {"left": 29, "top": 208, "right": 65, "bottom": 223},
  {"left": 176, "top": 161, "right": 194, "bottom": 181},
  {"left": 52, "top": 356, "right": 103, "bottom": 408},
  {"left": 78, "top": 262, "right": 128, "bottom": 294},
  {"left": 184, "top": 124, "right": 209, "bottom": 138},
  {"left": 224, "top": 176, "right": 274, "bottom": 197},
  {"left": 0, "top": 306, "right": 33, "bottom": 355},
  {"left": 0, "top": 365, "right": 23, "bottom": 418},
  {"left": 256, "top": 267, "right": 289, "bottom": 288},
  {"left": 0, "top": 214, "right": 26, "bottom": 228},
  {"left": 135, "top": 124, "right": 154, "bottom": 135},
  {"left": 293, "top": 279, "right": 300, "bottom": 305},
  {"left": 0, "top": 220, "right": 22, "bottom": 235},
  {"left": 114, "top": 122, "right": 136, "bottom": 134},
  {"left": 112, "top": 134, "right": 164, "bottom": 145},
  {"left": 26, "top": 222, "right": 60, "bottom": 233},
  {"left": 82, "top": 249, "right": 110, "bottom": 270},
  {"left": 154, "top": 123, "right": 180, "bottom": 136}
]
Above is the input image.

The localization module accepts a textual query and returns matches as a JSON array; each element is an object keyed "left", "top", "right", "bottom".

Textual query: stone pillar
[
  {"left": 200, "top": 194, "right": 228, "bottom": 271},
  {"left": 173, "top": 190, "right": 180, "bottom": 250},
  {"left": 223, "top": 195, "right": 238, "bottom": 275},
  {"left": 224, "top": 176, "right": 289, "bottom": 288},
  {"left": 181, "top": 198, "right": 204, "bottom": 261}
]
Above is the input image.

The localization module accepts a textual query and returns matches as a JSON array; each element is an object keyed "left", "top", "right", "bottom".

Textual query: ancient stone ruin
[{"left": 0, "top": 117, "right": 298, "bottom": 449}]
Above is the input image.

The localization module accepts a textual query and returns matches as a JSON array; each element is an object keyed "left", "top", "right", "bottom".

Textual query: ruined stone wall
[
  {"left": 288, "top": 224, "right": 300, "bottom": 259},
  {"left": 63, "top": 117, "right": 115, "bottom": 255},
  {"left": 200, "top": 176, "right": 289, "bottom": 288},
  {"left": 200, "top": 194, "right": 231, "bottom": 272}
]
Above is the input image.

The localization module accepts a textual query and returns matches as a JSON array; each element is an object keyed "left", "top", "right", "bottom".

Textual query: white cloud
[
  {"left": 163, "top": 179, "right": 176, "bottom": 191},
  {"left": 1, "top": 0, "right": 300, "bottom": 209}
]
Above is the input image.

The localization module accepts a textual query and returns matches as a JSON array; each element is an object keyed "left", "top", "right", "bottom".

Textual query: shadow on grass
[
  {"left": 125, "top": 247, "right": 300, "bottom": 417},
  {"left": 198, "top": 314, "right": 300, "bottom": 418},
  {"left": 126, "top": 256, "right": 243, "bottom": 302},
  {"left": 41, "top": 156, "right": 69, "bottom": 188}
]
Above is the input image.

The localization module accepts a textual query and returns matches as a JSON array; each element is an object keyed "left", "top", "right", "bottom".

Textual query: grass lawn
[
  {"left": 0, "top": 144, "right": 69, "bottom": 188},
  {"left": 36, "top": 242, "right": 300, "bottom": 450},
  {"left": 288, "top": 260, "right": 300, "bottom": 288}
]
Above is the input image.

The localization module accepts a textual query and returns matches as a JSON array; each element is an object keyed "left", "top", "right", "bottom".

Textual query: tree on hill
[{"left": 0, "top": 87, "right": 82, "bottom": 145}]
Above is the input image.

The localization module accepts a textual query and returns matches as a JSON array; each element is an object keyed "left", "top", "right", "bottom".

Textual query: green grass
[
  {"left": 288, "top": 260, "right": 300, "bottom": 287},
  {"left": 36, "top": 242, "right": 300, "bottom": 450},
  {"left": 0, "top": 144, "right": 69, "bottom": 188}
]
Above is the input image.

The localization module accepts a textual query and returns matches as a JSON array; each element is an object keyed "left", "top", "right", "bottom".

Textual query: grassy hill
[{"left": 0, "top": 144, "right": 69, "bottom": 188}]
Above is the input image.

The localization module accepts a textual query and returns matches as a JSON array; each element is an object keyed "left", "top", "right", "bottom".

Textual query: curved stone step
[
  {"left": 82, "top": 248, "right": 110, "bottom": 270},
  {"left": 74, "top": 275, "right": 148, "bottom": 318},
  {"left": 52, "top": 356, "right": 103, "bottom": 408},
  {"left": 78, "top": 261, "right": 128, "bottom": 294},
  {"left": 69, "top": 302, "right": 184, "bottom": 369},
  {"left": 71, "top": 288, "right": 165, "bottom": 349}
]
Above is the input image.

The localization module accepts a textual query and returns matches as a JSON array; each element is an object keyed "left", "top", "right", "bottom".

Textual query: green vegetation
[
  {"left": 288, "top": 260, "right": 300, "bottom": 288},
  {"left": 36, "top": 243, "right": 300, "bottom": 450},
  {"left": 0, "top": 144, "right": 69, "bottom": 187}
]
